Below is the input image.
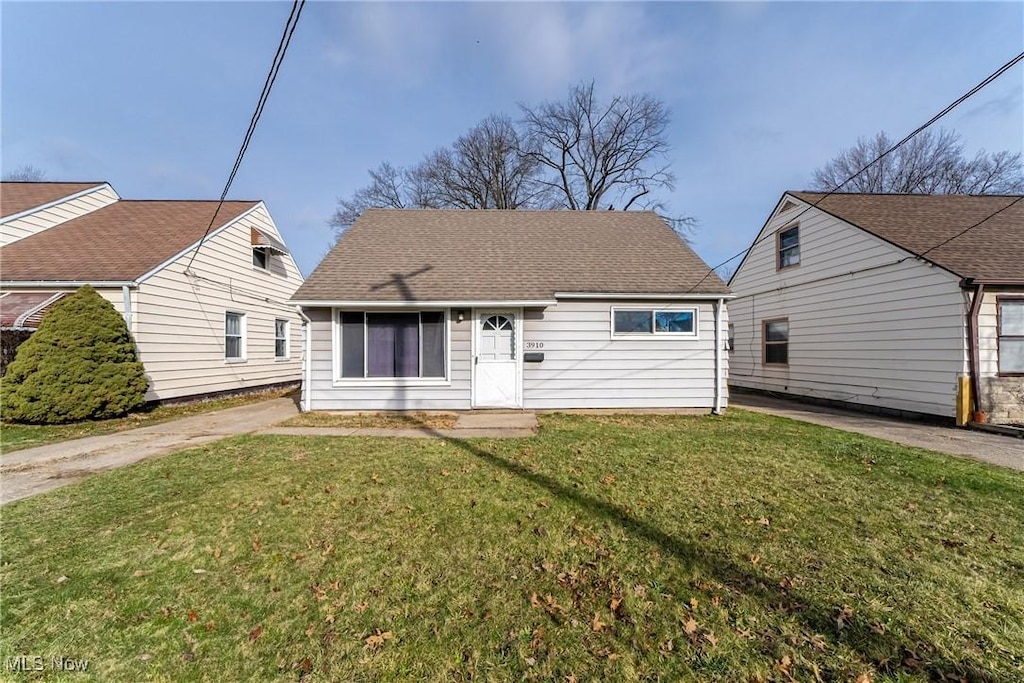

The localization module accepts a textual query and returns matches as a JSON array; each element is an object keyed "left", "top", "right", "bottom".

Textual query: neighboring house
[
  {"left": 291, "top": 209, "right": 732, "bottom": 412},
  {"left": 728, "top": 191, "right": 1024, "bottom": 425},
  {"left": 0, "top": 181, "right": 305, "bottom": 402}
]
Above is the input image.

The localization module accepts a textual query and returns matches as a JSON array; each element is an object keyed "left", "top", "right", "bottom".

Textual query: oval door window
[{"left": 480, "top": 315, "right": 514, "bottom": 361}]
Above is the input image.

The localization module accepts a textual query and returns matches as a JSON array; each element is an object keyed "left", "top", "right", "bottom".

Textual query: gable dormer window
[
  {"left": 777, "top": 225, "right": 800, "bottom": 270},
  {"left": 250, "top": 227, "right": 289, "bottom": 272}
]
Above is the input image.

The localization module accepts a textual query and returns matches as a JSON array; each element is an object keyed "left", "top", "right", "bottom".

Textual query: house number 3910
[{"left": 525, "top": 342, "right": 544, "bottom": 349}]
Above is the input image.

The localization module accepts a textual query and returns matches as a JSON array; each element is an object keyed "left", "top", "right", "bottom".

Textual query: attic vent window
[
  {"left": 253, "top": 248, "right": 269, "bottom": 269},
  {"left": 777, "top": 225, "right": 800, "bottom": 270}
]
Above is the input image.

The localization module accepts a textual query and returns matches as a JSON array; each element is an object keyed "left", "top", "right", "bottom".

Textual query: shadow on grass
[{"left": 423, "top": 422, "right": 995, "bottom": 681}]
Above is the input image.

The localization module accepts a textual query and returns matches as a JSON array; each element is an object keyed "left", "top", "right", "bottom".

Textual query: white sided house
[
  {"left": 292, "top": 210, "right": 732, "bottom": 412},
  {"left": 0, "top": 181, "right": 305, "bottom": 402},
  {"left": 728, "top": 191, "right": 1024, "bottom": 425}
]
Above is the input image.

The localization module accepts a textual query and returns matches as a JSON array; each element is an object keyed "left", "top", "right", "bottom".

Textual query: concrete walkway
[
  {"left": 731, "top": 393, "right": 1023, "bottom": 472},
  {"left": 1, "top": 398, "right": 299, "bottom": 504},
  {"left": 261, "top": 411, "right": 538, "bottom": 439}
]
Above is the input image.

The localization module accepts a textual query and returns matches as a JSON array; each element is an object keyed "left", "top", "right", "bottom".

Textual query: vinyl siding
[
  {"left": 522, "top": 299, "right": 726, "bottom": 409},
  {"left": 133, "top": 204, "right": 303, "bottom": 401},
  {"left": 729, "top": 197, "right": 968, "bottom": 418},
  {"left": 305, "top": 307, "right": 473, "bottom": 410},
  {"left": 0, "top": 185, "right": 119, "bottom": 246}
]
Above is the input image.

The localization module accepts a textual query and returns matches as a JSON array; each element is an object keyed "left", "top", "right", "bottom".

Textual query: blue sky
[{"left": 3, "top": 1, "right": 1022, "bottom": 277}]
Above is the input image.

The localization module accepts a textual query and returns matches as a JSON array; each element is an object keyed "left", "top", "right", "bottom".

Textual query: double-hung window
[
  {"left": 274, "top": 319, "right": 289, "bottom": 360},
  {"left": 339, "top": 311, "right": 446, "bottom": 379},
  {"left": 763, "top": 319, "right": 788, "bottom": 365},
  {"left": 225, "top": 312, "right": 245, "bottom": 361},
  {"left": 777, "top": 225, "right": 800, "bottom": 269},
  {"left": 998, "top": 299, "right": 1024, "bottom": 374},
  {"left": 612, "top": 307, "right": 698, "bottom": 337}
]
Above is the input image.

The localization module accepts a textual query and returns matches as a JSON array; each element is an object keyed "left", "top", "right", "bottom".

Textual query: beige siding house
[
  {"left": 0, "top": 182, "right": 304, "bottom": 402},
  {"left": 293, "top": 210, "right": 732, "bottom": 412},
  {"left": 728, "top": 192, "right": 1023, "bottom": 425}
]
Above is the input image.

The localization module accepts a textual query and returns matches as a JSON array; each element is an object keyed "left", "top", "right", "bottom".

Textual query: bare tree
[
  {"left": 419, "top": 115, "right": 542, "bottom": 210},
  {"left": 3, "top": 164, "right": 46, "bottom": 181},
  {"left": 811, "top": 129, "right": 1024, "bottom": 194},
  {"left": 519, "top": 81, "right": 675, "bottom": 211},
  {"left": 328, "top": 162, "right": 437, "bottom": 232}
]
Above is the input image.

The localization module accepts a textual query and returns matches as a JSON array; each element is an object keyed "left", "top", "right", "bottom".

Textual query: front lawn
[{"left": 2, "top": 411, "right": 1022, "bottom": 681}]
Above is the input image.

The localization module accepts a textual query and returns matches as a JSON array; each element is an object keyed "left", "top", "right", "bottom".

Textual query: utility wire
[
  {"left": 917, "top": 195, "right": 1023, "bottom": 258},
  {"left": 688, "top": 50, "right": 1024, "bottom": 293},
  {"left": 185, "top": 0, "right": 306, "bottom": 272}
]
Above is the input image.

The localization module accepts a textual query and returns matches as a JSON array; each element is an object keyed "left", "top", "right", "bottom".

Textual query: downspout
[
  {"left": 713, "top": 298, "right": 723, "bottom": 415},
  {"left": 296, "top": 307, "right": 312, "bottom": 412},
  {"left": 966, "top": 282, "right": 984, "bottom": 421},
  {"left": 121, "top": 285, "right": 133, "bottom": 331}
]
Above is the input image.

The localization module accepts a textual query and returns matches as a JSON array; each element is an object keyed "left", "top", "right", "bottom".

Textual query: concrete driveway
[
  {"left": 1, "top": 398, "right": 299, "bottom": 504},
  {"left": 731, "top": 392, "right": 1023, "bottom": 472}
]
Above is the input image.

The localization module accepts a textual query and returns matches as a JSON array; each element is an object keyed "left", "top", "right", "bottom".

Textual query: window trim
[
  {"left": 776, "top": 224, "right": 800, "bottom": 271},
  {"left": 225, "top": 311, "right": 247, "bottom": 363},
  {"left": 762, "top": 317, "right": 789, "bottom": 366},
  {"left": 274, "top": 318, "right": 290, "bottom": 361},
  {"left": 609, "top": 306, "right": 699, "bottom": 340},
  {"left": 997, "top": 296, "right": 1024, "bottom": 377},
  {"left": 332, "top": 308, "right": 451, "bottom": 387}
]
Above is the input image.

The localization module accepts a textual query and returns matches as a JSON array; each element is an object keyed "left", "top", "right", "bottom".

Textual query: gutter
[
  {"left": 713, "top": 297, "right": 724, "bottom": 415},
  {"left": 965, "top": 281, "right": 984, "bottom": 421},
  {"left": 1, "top": 280, "right": 138, "bottom": 288},
  {"left": 121, "top": 285, "right": 133, "bottom": 330},
  {"left": 296, "top": 307, "right": 312, "bottom": 412}
]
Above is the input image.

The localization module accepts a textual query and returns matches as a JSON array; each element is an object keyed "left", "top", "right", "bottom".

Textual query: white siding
[
  {"left": 729, "top": 197, "right": 968, "bottom": 418},
  {"left": 0, "top": 185, "right": 119, "bottom": 246},
  {"left": 133, "top": 205, "right": 304, "bottom": 401},
  {"left": 305, "top": 307, "right": 473, "bottom": 410},
  {"left": 521, "top": 299, "right": 726, "bottom": 409}
]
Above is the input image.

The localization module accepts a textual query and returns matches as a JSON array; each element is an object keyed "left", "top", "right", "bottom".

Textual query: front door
[{"left": 473, "top": 310, "right": 520, "bottom": 408}]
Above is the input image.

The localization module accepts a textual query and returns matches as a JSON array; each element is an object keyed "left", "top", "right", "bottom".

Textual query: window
[
  {"left": 611, "top": 308, "right": 697, "bottom": 337},
  {"left": 763, "top": 319, "right": 788, "bottom": 365},
  {"left": 999, "top": 299, "right": 1024, "bottom": 374},
  {"left": 777, "top": 225, "right": 800, "bottom": 269},
  {"left": 225, "top": 312, "right": 245, "bottom": 361},
  {"left": 727, "top": 323, "right": 735, "bottom": 352},
  {"left": 339, "top": 311, "right": 446, "bottom": 379},
  {"left": 275, "top": 319, "right": 289, "bottom": 359},
  {"left": 252, "top": 248, "right": 269, "bottom": 269}
]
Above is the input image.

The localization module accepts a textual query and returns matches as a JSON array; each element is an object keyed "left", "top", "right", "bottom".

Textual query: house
[
  {"left": 291, "top": 209, "right": 732, "bottom": 412},
  {"left": 728, "top": 191, "right": 1024, "bottom": 425},
  {"left": 0, "top": 181, "right": 305, "bottom": 402}
]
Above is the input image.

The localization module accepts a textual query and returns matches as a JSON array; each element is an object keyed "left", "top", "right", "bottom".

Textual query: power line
[
  {"left": 688, "top": 49, "right": 1024, "bottom": 293},
  {"left": 918, "top": 195, "right": 1023, "bottom": 258},
  {"left": 184, "top": 0, "right": 306, "bottom": 272}
]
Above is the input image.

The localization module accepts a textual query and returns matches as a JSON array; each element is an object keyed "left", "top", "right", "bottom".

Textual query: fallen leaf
[
  {"left": 353, "top": 602, "right": 368, "bottom": 613},
  {"left": 324, "top": 614, "right": 336, "bottom": 624},
  {"left": 530, "top": 592, "right": 541, "bottom": 608},
  {"left": 855, "top": 674, "right": 874, "bottom": 683},
  {"left": 133, "top": 569, "right": 151, "bottom": 578},
  {"left": 56, "top": 575, "right": 68, "bottom": 584},
  {"left": 759, "top": 517, "right": 770, "bottom": 526},
  {"left": 600, "top": 474, "right": 617, "bottom": 485},
  {"left": 187, "top": 610, "right": 198, "bottom": 623},
  {"left": 364, "top": 629, "right": 393, "bottom": 650},
  {"left": 684, "top": 617, "right": 699, "bottom": 637},
  {"left": 610, "top": 597, "right": 623, "bottom": 615},
  {"left": 703, "top": 632, "right": 718, "bottom": 647},
  {"left": 139, "top": 653, "right": 152, "bottom": 661},
  {"left": 252, "top": 537, "right": 263, "bottom": 552},
  {"left": 836, "top": 605, "right": 854, "bottom": 631},
  {"left": 689, "top": 597, "right": 699, "bottom": 610},
  {"left": 870, "top": 622, "right": 886, "bottom": 635},
  {"left": 204, "top": 621, "right": 215, "bottom": 631},
  {"left": 249, "top": 626, "right": 263, "bottom": 641},
  {"left": 192, "top": 568, "right": 208, "bottom": 575},
  {"left": 591, "top": 612, "right": 608, "bottom": 632},
  {"left": 524, "top": 657, "right": 536, "bottom": 666}
]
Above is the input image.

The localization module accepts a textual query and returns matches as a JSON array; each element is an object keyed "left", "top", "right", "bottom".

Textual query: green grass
[
  {"left": 280, "top": 411, "right": 459, "bottom": 430},
  {"left": 0, "top": 389, "right": 295, "bottom": 453},
  {"left": 2, "top": 411, "right": 1022, "bottom": 682}
]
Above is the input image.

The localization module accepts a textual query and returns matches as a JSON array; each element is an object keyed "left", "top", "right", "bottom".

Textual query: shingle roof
[
  {"left": 0, "top": 200, "right": 258, "bottom": 282},
  {"left": 1, "top": 182, "right": 107, "bottom": 218},
  {"left": 294, "top": 209, "right": 729, "bottom": 302},
  {"left": 790, "top": 192, "right": 1024, "bottom": 282},
  {"left": 0, "top": 291, "right": 68, "bottom": 329}
]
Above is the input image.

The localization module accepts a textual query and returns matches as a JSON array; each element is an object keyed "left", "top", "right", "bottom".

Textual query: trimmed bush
[{"left": 2, "top": 286, "right": 148, "bottom": 424}]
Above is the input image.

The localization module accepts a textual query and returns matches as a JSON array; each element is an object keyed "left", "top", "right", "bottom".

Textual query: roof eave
[
  {"left": 554, "top": 291, "right": 735, "bottom": 300},
  {"left": 1, "top": 280, "right": 138, "bottom": 288},
  {"left": 291, "top": 298, "right": 559, "bottom": 308}
]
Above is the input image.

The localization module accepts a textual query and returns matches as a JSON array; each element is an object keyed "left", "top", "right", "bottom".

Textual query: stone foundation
[{"left": 980, "top": 376, "right": 1024, "bottom": 425}]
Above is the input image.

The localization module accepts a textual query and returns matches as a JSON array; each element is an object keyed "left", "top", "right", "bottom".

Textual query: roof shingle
[
  {"left": 1, "top": 182, "right": 107, "bottom": 218},
  {"left": 0, "top": 200, "right": 258, "bottom": 282},
  {"left": 294, "top": 209, "right": 729, "bottom": 302},
  {"left": 790, "top": 192, "right": 1024, "bottom": 282}
]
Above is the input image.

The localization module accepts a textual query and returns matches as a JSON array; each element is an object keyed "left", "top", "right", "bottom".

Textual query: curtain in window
[{"left": 367, "top": 313, "right": 419, "bottom": 377}]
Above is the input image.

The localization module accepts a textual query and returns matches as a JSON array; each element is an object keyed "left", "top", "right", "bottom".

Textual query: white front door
[{"left": 473, "top": 310, "right": 521, "bottom": 408}]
